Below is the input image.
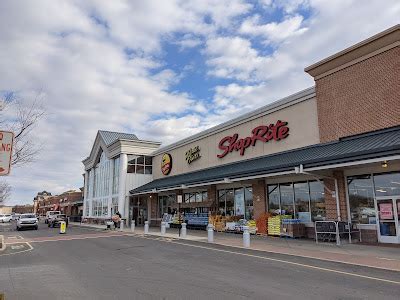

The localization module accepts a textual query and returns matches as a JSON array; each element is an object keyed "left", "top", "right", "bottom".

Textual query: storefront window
[
  {"left": 280, "top": 183, "right": 294, "bottom": 217},
  {"left": 111, "top": 197, "right": 118, "bottom": 215},
  {"left": 373, "top": 172, "right": 400, "bottom": 197},
  {"left": 348, "top": 175, "right": 375, "bottom": 224},
  {"left": 158, "top": 195, "right": 176, "bottom": 217},
  {"left": 183, "top": 191, "right": 207, "bottom": 203},
  {"left": 309, "top": 181, "right": 325, "bottom": 221},
  {"left": 294, "top": 182, "right": 310, "bottom": 222},
  {"left": 268, "top": 185, "right": 280, "bottom": 214},
  {"left": 127, "top": 156, "right": 153, "bottom": 175},
  {"left": 218, "top": 187, "right": 253, "bottom": 219}
]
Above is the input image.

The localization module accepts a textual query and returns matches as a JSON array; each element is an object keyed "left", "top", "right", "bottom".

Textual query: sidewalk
[{"left": 70, "top": 222, "right": 400, "bottom": 272}]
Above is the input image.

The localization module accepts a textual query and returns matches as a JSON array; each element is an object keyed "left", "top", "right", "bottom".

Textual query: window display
[
  {"left": 347, "top": 175, "right": 375, "bottom": 224},
  {"left": 218, "top": 187, "right": 253, "bottom": 220}
]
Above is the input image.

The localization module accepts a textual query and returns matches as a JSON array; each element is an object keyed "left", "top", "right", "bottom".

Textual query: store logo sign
[
  {"left": 217, "top": 120, "right": 289, "bottom": 158},
  {"left": 185, "top": 146, "right": 201, "bottom": 164},
  {"left": 0, "top": 131, "right": 14, "bottom": 175},
  {"left": 161, "top": 153, "right": 172, "bottom": 175}
]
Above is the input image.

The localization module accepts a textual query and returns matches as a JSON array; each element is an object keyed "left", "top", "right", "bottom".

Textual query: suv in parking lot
[
  {"left": 0, "top": 214, "right": 12, "bottom": 223},
  {"left": 48, "top": 214, "right": 68, "bottom": 228},
  {"left": 45, "top": 211, "right": 61, "bottom": 224},
  {"left": 17, "top": 214, "right": 38, "bottom": 230}
]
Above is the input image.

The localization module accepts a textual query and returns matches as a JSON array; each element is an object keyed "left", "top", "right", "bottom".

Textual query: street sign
[{"left": 0, "top": 131, "right": 14, "bottom": 176}]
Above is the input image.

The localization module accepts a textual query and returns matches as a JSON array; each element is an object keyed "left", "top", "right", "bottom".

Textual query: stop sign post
[{"left": 0, "top": 131, "right": 14, "bottom": 176}]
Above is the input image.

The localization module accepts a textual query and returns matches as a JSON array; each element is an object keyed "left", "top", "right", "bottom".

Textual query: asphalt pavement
[{"left": 0, "top": 222, "right": 399, "bottom": 299}]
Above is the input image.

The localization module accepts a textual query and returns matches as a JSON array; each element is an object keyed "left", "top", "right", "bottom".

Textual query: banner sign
[
  {"left": 379, "top": 203, "right": 393, "bottom": 220},
  {"left": 217, "top": 120, "right": 289, "bottom": 158},
  {"left": 0, "top": 131, "right": 14, "bottom": 175}
]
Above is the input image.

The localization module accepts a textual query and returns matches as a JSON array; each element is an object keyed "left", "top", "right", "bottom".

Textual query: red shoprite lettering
[{"left": 217, "top": 120, "right": 289, "bottom": 158}]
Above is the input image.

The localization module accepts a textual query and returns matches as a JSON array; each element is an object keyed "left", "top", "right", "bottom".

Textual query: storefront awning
[{"left": 130, "top": 126, "right": 400, "bottom": 195}]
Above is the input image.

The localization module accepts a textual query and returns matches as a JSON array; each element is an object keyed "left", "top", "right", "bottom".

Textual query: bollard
[
  {"left": 131, "top": 221, "right": 135, "bottom": 233},
  {"left": 181, "top": 223, "right": 187, "bottom": 238},
  {"left": 207, "top": 224, "right": 214, "bottom": 243},
  {"left": 161, "top": 222, "right": 166, "bottom": 235},
  {"left": 119, "top": 219, "right": 124, "bottom": 232},
  {"left": 243, "top": 226, "right": 250, "bottom": 248},
  {"left": 144, "top": 221, "right": 149, "bottom": 234},
  {"left": 59, "top": 221, "right": 66, "bottom": 234}
]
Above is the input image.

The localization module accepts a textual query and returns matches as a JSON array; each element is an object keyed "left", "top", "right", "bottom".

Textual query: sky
[{"left": 0, "top": 0, "right": 399, "bottom": 205}]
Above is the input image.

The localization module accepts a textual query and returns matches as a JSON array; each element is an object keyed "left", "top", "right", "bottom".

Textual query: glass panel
[
  {"left": 195, "top": 192, "right": 202, "bottom": 202},
  {"left": 294, "top": 182, "right": 311, "bottom": 222},
  {"left": 136, "top": 156, "right": 144, "bottom": 165},
  {"left": 377, "top": 199, "right": 396, "bottom": 236},
  {"left": 234, "top": 188, "right": 245, "bottom": 217},
  {"left": 184, "top": 194, "right": 190, "bottom": 203},
  {"left": 127, "top": 165, "right": 135, "bottom": 173},
  {"left": 145, "top": 156, "right": 152, "bottom": 165},
  {"left": 136, "top": 165, "right": 144, "bottom": 174},
  {"left": 218, "top": 190, "right": 226, "bottom": 215},
  {"left": 189, "top": 193, "right": 196, "bottom": 203},
  {"left": 226, "top": 189, "right": 235, "bottom": 216},
  {"left": 267, "top": 185, "right": 280, "bottom": 214},
  {"left": 245, "top": 187, "right": 253, "bottom": 220},
  {"left": 145, "top": 166, "right": 152, "bottom": 174},
  {"left": 309, "top": 181, "right": 326, "bottom": 221},
  {"left": 374, "top": 172, "right": 400, "bottom": 197},
  {"left": 280, "top": 183, "right": 294, "bottom": 217},
  {"left": 348, "top": 175, "right": 375, "bottom": 224},
  {"left": 202, "top": 191, "right": 208, "bottom": 202}
]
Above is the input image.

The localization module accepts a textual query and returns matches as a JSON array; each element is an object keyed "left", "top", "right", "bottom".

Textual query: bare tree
[
  {"left": 0, "top": 92, "right": 45, "bottom": 204},
  {"left": 0, "top": 180, "right": 11, "bottom": 204},
  {"left": 1, "top": 92, "right": 46, "bottom": 166}
]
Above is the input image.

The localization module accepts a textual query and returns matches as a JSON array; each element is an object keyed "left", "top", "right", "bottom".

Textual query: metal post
[
  {"left": 131, "top": 221, "right": 135, "bottom": 233},
  {"left": 207, "top": 224, "right": 214, "bottom": 243},
  {"left": 161, "top": 222, "right": 166, "bottom": 236},
  {"left": 335, "top": 221, "right": 340, "bottom": 246},
  {"left": 181, "top": 223, "right": 187, "bottom": 238},
  {"left": 243, "top": 226, "right": 250, "bottom": 248},
  {"left": 119, "top": 219, "right": 124, "bottom": 232},
  {"left": 144, "top": 221, "right": 149, "bottom": 234}
]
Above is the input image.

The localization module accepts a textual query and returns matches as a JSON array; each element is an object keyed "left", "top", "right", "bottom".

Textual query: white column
[
  {"left": 118, "top": 153, "right": 128, "bottom": 218},
  {"left": 83, "top": 170, "right": 89, "bottom": 216},
  {"left": 108, "top": 159, "right": 114, "bottom": 218}
]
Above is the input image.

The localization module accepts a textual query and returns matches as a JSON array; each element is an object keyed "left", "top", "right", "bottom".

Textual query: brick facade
[
  {"left": 323, "top": 171, "right": 348, "bottom": 221},
  {"left": 315, "top": 46, "right": 400, "bottom": 143},
  {"left": 252, "top": 180, "right": 266, "bottom": 220}
]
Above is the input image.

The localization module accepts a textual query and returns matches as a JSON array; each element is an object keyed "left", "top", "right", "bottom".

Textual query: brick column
[
  {"left": 149, "top": 193, "right": 158, "bottom": 219},
  {"left": 252, "top": 180, "right": 266, "bottom": 220},
  {"left": 207, "top": 185, "right": 217, "bottom": 213},
  {"left": 323, "top": 170, "right": 348, "bottom": 221}
]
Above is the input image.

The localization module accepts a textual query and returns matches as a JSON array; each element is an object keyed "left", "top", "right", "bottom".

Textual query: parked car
[
  {"left": 0, "top": 214, "right": 12, "bottom": 223},
  {"left": 45, "top": 211, "right": 61, "bottom": 224},
  {"left": 48, "top": 214, "right": 68, "bottom": 228},
  {"left": 16, "top": 214, "right": 38, "bottom": 230}
]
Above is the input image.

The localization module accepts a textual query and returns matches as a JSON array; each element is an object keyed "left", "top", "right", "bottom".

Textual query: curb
[{"left": 0, "top": 235, "right": 5, "bottom": 252}]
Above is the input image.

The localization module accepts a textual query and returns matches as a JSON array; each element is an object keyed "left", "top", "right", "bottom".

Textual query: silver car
[{"left": 17, "top": 213, "right": 39, "bottom": 230}]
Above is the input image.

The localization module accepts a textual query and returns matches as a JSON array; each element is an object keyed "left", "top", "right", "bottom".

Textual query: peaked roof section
[
  {"left": 131, "top": 125, "right": 400, "bottom": 194},
  {"left": 98, "top": 130, "right": 138, "bottom": 146}
]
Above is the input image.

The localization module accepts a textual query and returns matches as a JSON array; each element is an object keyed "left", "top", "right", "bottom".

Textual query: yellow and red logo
[{"left": 161, "top": 153, "right": 172, "bottom": 175}]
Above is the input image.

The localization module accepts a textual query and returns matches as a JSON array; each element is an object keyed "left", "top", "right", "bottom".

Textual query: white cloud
[{"left": 239, "top": 14, "right": 308, "bottom": 43}]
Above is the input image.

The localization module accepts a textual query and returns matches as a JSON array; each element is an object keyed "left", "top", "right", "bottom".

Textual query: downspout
[{"left": 296, "top": 164, "right": 341, "bottom": 221}]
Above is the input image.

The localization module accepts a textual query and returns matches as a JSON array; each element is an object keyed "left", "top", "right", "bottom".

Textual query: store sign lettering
[
  {"left": 217, "top": 120, "right": 289, "bottom": 158},
  {"left": 185, "top": 146, "right": 201, "bottom": 164}
]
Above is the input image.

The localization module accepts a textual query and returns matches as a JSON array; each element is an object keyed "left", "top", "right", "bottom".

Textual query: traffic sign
[{"left": 0, "top": 131, "right": 14, "bottom": 176}]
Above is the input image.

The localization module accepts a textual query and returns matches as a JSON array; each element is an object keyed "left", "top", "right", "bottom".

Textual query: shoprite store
[{"left": 131, "top": 25, "right": 400, "bottom": 244}]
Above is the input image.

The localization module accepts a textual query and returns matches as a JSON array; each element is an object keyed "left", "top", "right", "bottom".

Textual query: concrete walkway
[{"left": 70, "top": 222, "right": 400, "bottom": 271}]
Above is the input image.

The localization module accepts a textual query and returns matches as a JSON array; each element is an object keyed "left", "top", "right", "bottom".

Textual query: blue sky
[{"left": 0, "top": 0, "right": 399, "bottom": 205}]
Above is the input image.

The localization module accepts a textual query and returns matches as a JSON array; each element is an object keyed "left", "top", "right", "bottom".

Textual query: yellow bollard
[{"left": 60, "top": 221, "right": 66, "bottom": 234}]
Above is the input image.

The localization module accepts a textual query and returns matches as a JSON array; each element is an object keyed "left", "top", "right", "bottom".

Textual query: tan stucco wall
[{"left": 153, "top": 98, "right": 320, "bottom": 179}]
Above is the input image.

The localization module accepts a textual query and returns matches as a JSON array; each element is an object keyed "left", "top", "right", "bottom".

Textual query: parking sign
[{"left": 0, "top": 131, "right": 14, "bottom": 175}]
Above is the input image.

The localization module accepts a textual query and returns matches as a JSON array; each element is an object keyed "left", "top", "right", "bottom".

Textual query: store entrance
[
  {"left": 131, "top": 198, "right": 147, "bottom": 226},
  {"left": 375, "top": 197, "right": 400, "bottom": 244}
]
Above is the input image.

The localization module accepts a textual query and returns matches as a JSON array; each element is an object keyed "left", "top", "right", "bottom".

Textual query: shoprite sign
[
  {"left": 185, "top": 146, "right": 201, "bottom": 164},
  {"left": 0, "top": 131, "right": 14, "bottom": 175},
  {"left": 217, "top": 120, "right": 289, "bottom": 158}
]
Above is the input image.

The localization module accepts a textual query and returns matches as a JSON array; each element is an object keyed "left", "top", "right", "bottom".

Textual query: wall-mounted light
[{"left": 381, "top": 160, "right": 388, "bottom": 168}]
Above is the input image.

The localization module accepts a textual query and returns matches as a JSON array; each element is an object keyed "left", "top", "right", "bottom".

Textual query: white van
[{"left": 45, "top": 211, "right": 61, "bottom": 224}]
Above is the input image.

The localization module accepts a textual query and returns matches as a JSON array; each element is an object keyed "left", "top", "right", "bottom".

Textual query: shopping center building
[{"left": 82, "top": 25, "right": 399, "bottom": 244}]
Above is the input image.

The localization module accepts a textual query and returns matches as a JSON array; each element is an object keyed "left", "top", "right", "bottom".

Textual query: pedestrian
[{"left": 112, "top": 212, "right": 121, "bottom": 230}]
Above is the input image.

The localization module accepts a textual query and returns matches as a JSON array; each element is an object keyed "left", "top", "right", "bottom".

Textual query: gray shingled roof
[
  {"left": 131, "top": 126, "right": 400, "bottom": 194},
  {"left": 99, "top": 130, "right": 138, "bottom": 146}
]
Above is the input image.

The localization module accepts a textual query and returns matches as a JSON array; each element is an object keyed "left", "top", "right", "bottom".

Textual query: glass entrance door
[{"left": 376, "top": 198, "right": 400, "bottom": 243}]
